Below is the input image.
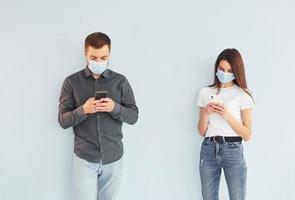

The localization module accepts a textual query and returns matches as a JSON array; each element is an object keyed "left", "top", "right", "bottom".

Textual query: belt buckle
[
  {"left": 213, "top": 136, "right": 219, "bottom": 144},
  {"left": 213, "top": 136, "right": 224, "bottom": 144}
]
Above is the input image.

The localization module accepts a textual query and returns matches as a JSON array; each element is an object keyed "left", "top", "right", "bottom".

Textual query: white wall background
[{"left": 1, "top": 0, "right": 295, "bottom": 199}]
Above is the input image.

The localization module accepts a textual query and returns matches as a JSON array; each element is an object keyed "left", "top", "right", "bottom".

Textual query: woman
[{"left": 197, "top": 48, "right": 254, "bottom": 200}]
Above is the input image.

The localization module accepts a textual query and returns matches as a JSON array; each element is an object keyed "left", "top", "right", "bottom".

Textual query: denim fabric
[
  {"left": 73, "top": 153, "right": 123, "bottom": 200},
  {"left": 199, "top": 138, "right": 247, "bottom": 200}
]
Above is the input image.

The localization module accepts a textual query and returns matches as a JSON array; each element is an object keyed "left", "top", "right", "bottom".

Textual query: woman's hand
[
  {"left": 204, "top": 103, "right": 216, "bottom": 115},
  {"left": 211, "top": 103, "right": 233, "bottom": 121}
]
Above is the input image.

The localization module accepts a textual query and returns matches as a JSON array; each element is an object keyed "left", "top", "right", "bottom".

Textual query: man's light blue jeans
[{"left": 73, "top": 154, "right": 123, "bottom": 200}]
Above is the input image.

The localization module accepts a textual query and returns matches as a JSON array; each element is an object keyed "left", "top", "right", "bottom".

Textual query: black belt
[{"left": 205, "top": 136, "right": 242, "bottom": 143}]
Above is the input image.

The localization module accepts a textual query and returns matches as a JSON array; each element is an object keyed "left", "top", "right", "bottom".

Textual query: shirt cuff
[
  {"left": 110, "top": 102, "right": 122, "bottom": 117},
  {"left": 76, "top": 105, "right": 88, "bottom": 118}
]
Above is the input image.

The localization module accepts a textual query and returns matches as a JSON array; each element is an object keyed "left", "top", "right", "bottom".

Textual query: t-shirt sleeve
[
  {"left": 197, "top": 88, "right": 207, "bottom": 108},
  {"left": 241, "top": 91, "right": 254, "bottom": 110}
]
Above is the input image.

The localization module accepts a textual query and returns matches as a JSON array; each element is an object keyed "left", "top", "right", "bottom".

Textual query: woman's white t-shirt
[{"left": 197, "top": 84, "right": 254, "bottom": 137}]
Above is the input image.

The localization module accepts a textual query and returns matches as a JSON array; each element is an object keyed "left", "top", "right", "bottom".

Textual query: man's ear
[{"left": 84, "top": 49, "right": 89, "bottom": 64}]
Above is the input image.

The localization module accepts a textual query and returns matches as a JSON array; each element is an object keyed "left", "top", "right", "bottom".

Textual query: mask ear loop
[{"left": 106, "top": 59, "right": 110, "bottom": 68}]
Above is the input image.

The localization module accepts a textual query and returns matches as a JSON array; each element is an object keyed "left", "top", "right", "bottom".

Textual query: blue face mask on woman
[
  {"left": 216, "top": 68, "right": 235, "bottom": 83},
  {"left": 88, "top": 60, "right": 108, "bottom": 75}
]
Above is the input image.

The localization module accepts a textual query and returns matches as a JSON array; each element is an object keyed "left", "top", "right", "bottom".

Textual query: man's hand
[
  {"left": 95, "top": 98, "right": 115, "bottom": 113},
  {"left": 82, "top": 97, "right": 98, "bottom": 114}
]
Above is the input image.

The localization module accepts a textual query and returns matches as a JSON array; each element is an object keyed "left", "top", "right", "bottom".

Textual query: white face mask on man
[{"left": 88, "top": 60, "right": 108, "bottom": 75}]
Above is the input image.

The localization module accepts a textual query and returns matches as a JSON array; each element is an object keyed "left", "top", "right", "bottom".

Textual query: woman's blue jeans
[{"left": 199, "top": 138, "right": 247, "bottom": 200}]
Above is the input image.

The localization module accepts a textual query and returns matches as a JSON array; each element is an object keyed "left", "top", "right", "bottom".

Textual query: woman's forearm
[
  {"left": 227, "top": 115, "right": 251, "bottom": 141},
  {"left": 198, "top": 109, "right": 209, "bottom": 136}
]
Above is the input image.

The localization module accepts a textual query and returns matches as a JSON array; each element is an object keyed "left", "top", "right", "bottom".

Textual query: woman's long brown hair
[{"left": 209, "top": 48, "right": 252, "bottom": 98}]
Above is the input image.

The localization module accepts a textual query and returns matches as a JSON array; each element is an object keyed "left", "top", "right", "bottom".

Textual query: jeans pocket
[
  {"left": 225, "top": 142, "right": 245, "bottom": 163},
  {"left": 202, "top": 138, "right": 211, "bottom": 146},
  {"left": 225, "top": 142, "right": 242, "bottom": 149}
]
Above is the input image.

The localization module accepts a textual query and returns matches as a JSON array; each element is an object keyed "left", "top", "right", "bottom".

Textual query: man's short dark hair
[{"left": 84, "top": 32, "right": 111, "bottom": 51}]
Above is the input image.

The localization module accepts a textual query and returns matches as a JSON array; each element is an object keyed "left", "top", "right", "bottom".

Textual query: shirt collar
[{"left": 83, "top": 67, "right": 110, "bottom": 79}]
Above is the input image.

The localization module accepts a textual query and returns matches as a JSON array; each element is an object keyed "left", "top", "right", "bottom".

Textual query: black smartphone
[{"left": 95, "top": 91, "right": 108, "bottom": 100}]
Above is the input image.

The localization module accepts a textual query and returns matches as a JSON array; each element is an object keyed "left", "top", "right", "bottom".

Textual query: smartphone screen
[{"left": 95, "top": 91, "right": 108, "bottom": 100}]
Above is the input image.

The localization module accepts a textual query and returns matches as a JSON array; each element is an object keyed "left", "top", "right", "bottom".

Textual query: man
[{"left": 58, "top": 32, "right": 138, "bottom": 200}]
